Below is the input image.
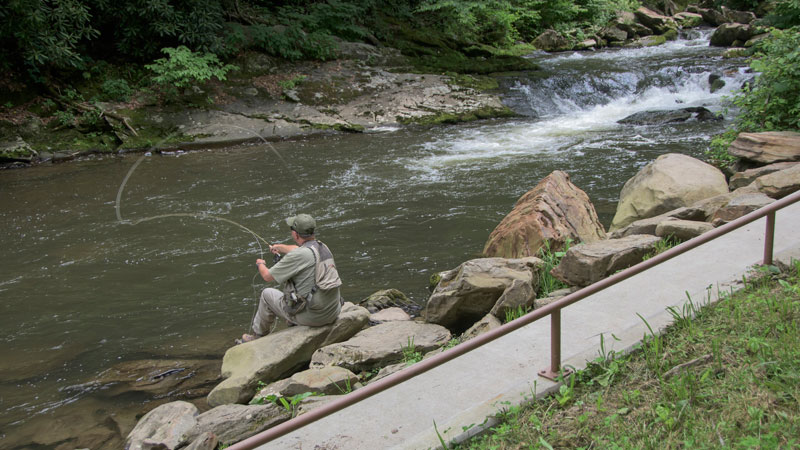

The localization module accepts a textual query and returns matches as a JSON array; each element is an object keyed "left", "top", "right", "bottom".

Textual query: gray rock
[
  {"left": 754, "top": 164, "right": 800, "bottom": 199},
  {"left": 93, "top": 359, "right": 220, "bottom": 399},
  {"left": 729, "top": 162, "right": 800, "bottom": 190},
  {"left": 674, "top": 12, "right": 704, "bottom": 28},
  {"left": 183, "top": 432, "right": 217, "bottom": 450},
  {"left": 634, "top": 7, "right": 677, "bottom": 34},
  {"left": 533, "top": 30, "right": 570, "bottom": 52},
  {"left": 370, "top": 307, "right": 411, "bottom": 323},
  {"left": 711, "top": 193, "right": 775, "bottom": 226},
  {"left": 253, "top": 366, "right": 360, "bottom": 400},
  {"left": 489, "top": 279, "right": 535, "bottom": 319},
  {"left": 310, "top": 321, "right": 451, "bottom": 372},
  {"left": 610, "top": 154, "right": 729, "bottom": 231},
  {"left": 423, "top": 257, "right": 542, "bottom": 329},
  {"left": 721, "top": 6, "right": 756, "bottom": 24},
  {"left": 618, "top": 107, "right": 720, "bottom": 125},
  {"left": 207, "top": 303, "right": 369, "bottom": 407},
  {"left": 460, "top": 313, "right": 503, "bottom": 341},
  {"left": 125, "top": 401, "right": 198, "bottom": 450},
  {"left": 710, "top": 23, "right": 756, "bottom": 47},
  {"left": 697, "top": 7, "right": 730, "bottom": 26},
  {"left": 655, "top": 219, "right": 714, "bottom": 240},
  {"left": 368, "top": 362, "right": 407, "bottom": 384},
  {"left": 183, "top": 404, "right": 290, "bottom": 447},
  {"left": 296, "top": 394, "right": 346, "bottom": 416},
  {"left": 551, "top": 235, "right": 663, "bottom": 287},
  {"left": 283, "top": 89, "right": 301, "bottom": 102},
  {"left": 601, "top": 26, "right": 628, "bottom": 42}
]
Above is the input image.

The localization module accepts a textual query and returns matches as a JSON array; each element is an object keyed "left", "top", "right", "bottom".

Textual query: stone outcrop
[
  {"left": 609, "top": 153, "right": 729, "bottom": 231},
  {"left": 483, "top": 171, "right": 606, "bottom": 258},
  {"left": 729, "top": 162, "right": 800, "bottom": 190},
  {"left": 728, "top": 131, "right": 800, "bottom": 164},
  {"left": 655, "top": 219, "right": 714, "bottom": 240},
  {"left": 550, "top": 235, "right": 663, "bottom": 287},
  {"left": 710, "top": 192, "right": 775, "bottom": 226},
  {"left": 754, "top": 164, "right": 800, "bottom": 199},
  {"left": 309, "top": 321, "right": 451, "bottom": 372},
  {"left": 183, "top": 404, "right": 290, "bottom": 447},
  {"left": 125, "top": 401, "right": 199, "bottom": 450},
  {"left": 617, "top": 107, "right": 720, "bottom": 125},
  {"left": 423, "top": 257, "right": 542, "bottom": 329},
  {"left": 207, "top": 303, "right": 369, "bottom": 407}
]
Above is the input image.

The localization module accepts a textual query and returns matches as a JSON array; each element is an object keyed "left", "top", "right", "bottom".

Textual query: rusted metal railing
[{"left": 230, "top": 189, "right": 800, "bottom": 450}]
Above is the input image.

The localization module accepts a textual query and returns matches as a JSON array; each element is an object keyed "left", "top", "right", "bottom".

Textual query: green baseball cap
[{"left": 286, "top": 214, "right": 316, "bottom": 236}]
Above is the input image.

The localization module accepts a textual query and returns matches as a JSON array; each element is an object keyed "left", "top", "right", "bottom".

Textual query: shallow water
[{"left": 0, "top": 29, "right": 748, "bottom": 447}]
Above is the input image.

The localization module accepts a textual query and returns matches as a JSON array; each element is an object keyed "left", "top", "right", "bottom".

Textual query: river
[{"left": 0, "top": 29, "right": 749, "bottom": 448}]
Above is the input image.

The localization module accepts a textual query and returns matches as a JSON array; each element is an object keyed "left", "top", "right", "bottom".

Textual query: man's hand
[{"left": 256, "top": 258, "right": 267, "bottom": 267}]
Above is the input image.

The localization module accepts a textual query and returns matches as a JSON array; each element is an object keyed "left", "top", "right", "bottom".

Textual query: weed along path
[{"left": 255, "top": 201, "right": 800, "bottom": 449}]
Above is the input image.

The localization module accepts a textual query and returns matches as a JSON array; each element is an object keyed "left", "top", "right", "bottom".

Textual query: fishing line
[{"left": 114, "top": 126, "right": 291, "bottom": 338}]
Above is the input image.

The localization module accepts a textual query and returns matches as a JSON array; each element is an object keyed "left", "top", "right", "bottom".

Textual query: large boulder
[
  {"left": 533, "top": 29, "right": 570, "bottom": 52},
  {"left": 609, "top": 153, "right": 729, "bottom": 231},
  {"left": 729, "top": 162, "right": 800, "bottom": 190},
  {"left": 309, "top": 321, "right": 452, "bottom": 372},
  {"left": 551, "top": 235, "right": 663, "bottom": 287},
  {"left": 483, "top": 171, "right": 606, "bottom": 258},
  {"left": 423, "top": 257, "right": 542, "bottom": 329},
  {"left": 207, "top": 303, "right": 369, "bottom": 407},
  {"left": 721, "top": 6, "right": 756, "bottom": 24},
  {"left": 754, "top": 164, "right": 800, "bottom": 199},
  {"left": 710, "top": 23, "right": 757, "bottom": 47},
  {"left": 696, "top": 7, "right": 730, "bottom": 26},
  {"left": 634, "top": 7, "right": 678, "bottom": 34},
  {"left": 728, "top": 131, "right": 800, "bottom": 164},
  {"left": 182, "top": 404, "right": 290, "bottom": 447},
  {"left": 126, "top": 401, "right": 198, "bottom": 450}
]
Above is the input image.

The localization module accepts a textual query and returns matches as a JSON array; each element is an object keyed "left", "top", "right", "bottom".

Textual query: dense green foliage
[
  {"left": 709, "top": 26, "right": 800, "bottom": 165},
  {"left": 145, "top": 46, "right": 237, "bottom": 91}
]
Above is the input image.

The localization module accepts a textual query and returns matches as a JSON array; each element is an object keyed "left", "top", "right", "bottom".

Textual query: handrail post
[
  {"left": 764, "top": 211, "right": 775, "bottom": 265},
  {"left": 538, "top": 310, "right": 571, "bottom": 381}
]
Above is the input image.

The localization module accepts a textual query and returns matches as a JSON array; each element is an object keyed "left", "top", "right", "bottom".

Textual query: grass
[
  {"left": 537, "top": 239, "right": 571, "bottom": 297},
  {"left": 456, "top": 261, "right": 800, "bottom": 449}
]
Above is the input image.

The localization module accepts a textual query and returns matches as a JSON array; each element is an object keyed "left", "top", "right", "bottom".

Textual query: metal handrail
[{"left": 230, "top": 189, "right": 800, "bottom": 450}]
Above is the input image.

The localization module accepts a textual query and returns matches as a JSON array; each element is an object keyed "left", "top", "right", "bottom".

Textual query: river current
[{"left": 0, "top": 29, "right": 749, "bottom": 447}]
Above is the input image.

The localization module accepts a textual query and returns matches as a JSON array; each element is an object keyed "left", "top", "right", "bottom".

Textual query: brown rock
[
  {"left": 483, "top": 170, "right": 606, "bottom": 258},
  {"left": 711, "top": 193, "right": 775, "bottom": 226},
  {"left": 729, "top": 162, "right": 800, "bottom": 190},
  {"left": 728, "top": 131, "right": 800, "bottom": 164},
  {"left": 655, "top": 219, "right": 714, "bottom": 240},
  {"left": 489, "top": 279, "right": 535, "bottom": 319},
  {"left": 460, "top": 313, "right": 502, "bottom": 341},
  {"left": 551, "top": 235, "right": 662, "bottom": 287},
  {"left": 754, "top": 164, "right": 800, "bottom": 199},
  {"left": 634, "top": 7, "right": 678, "bottom": 34}
]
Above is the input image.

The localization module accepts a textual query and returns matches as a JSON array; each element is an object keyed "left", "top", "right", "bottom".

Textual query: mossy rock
[
  {"left": 399, "top": 106, "right": 517, "bottom": 126},
  {"left": 445, "top": 74, "right": 499, "bottom": 91}
]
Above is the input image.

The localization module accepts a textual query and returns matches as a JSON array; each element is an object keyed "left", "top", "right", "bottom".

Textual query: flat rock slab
[
  {"left": 729, "top": 162, "right": 800, "bottom": 190},
  {"left": 754, "top": 164, "right": 800, "bottom": 199},
  {"left": 126, "top": 401, "right": 199, "bottom": 450},
  {"left": 711, "top": 193, "right": 775, "bottom": 226},
  {"left": 551, "top": 234, "right": 662, "bottom": 287},
  {"left": 728, "top": 131, "right": 800, "bottom": 164},
  {"left": 310, "top": 321, "right": 452, "bottom": 372},
  {"left": 655, "top": 219, "right": 714, "bottom": 241},
  {"left": 254, "top": 366, "right": 359, "bottom": 399},
  {"left": 183, "top": 403, "right": 290, "bottom": 447}
]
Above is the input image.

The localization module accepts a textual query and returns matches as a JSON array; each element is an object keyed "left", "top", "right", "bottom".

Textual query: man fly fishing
[{"left": 238, "top": 214, "right": 343, "bottom": 344}]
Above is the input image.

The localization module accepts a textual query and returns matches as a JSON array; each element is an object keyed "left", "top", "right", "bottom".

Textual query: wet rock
[
  {"left": 460, "top": 313, "right": 502, "bottom": 341},
  {"left": 610, "top": 154, "right": 729, "bottom": 231},
  {"left": 710, "top": 23, "right": 757, "bottom": 47},
  {"left": 618, "top": 107, "right": 720, "bottom": 125},
  {"left": 125, "top": 401, "right": 198, "bottom": 450},
  {"left": 655, "top": 219, "right": 714, "bottom": 240},
  {"left": 729, "top": 162, "right": 800, "bottom": 190},
  {"left": 207, "top": 303, "right": 369, "bottom": 407},
  {"left": 310, "top": 321, "right": 451, "bottom": 372},
  {"left": 370, "top": 307, "right": 411, "bottom": 323},
  {"left": 533, "top": 30, "right": 570, "bottom": 52},
  {"left": 423, "top": 257, "right": 542, "bottom": 329},
  {"left": 183, "top": 404, "right": 290, "bottom": 447},
  {"left": 634, "top": 7, "right": 678, "bottom": 34},
  {"left": 551, "top": 235, "right": 663, "bottom": 287},
  {"left": 708, "top": 73, "right": 726, "bottom": 93},
  {"left": 253, "top": 366, "right": 360, "bottom": 400},
  {"left": 728, "top": 131, "right": 800, "bottom": 164},
  {"left": 489, "top": 279, "right": 535, "bottom": 319},
  {"left": 360, "top": 289, "right": 415, "bottom": 313},
  {"left": 754, "top": 164, "right": 800, "bottom": 199},
  {"left": 600, "top": 26, "right": 628, "bottom": 42},
  {"left": 711, "top": 193, "right": 775, "bottom": 226},
  {"left": 483, "top": 170, "right": 606, "bottom": 258},
  {"left": 91, "top": 359, "right": 221, "bottom": 400},
  {"left": 674, "top": 12, "right": 704, "bottom": 28}
]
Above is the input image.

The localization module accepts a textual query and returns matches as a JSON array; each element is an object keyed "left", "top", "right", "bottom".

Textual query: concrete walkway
[{"left": 259, "top": 201, "right": 800, "bottom": 450}]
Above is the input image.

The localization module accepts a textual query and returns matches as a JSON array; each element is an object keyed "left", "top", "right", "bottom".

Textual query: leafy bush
[
  {"left": 101, "top": 78, "right": 133, "bottom": 102},
  {"left": 145, "top": 46, "right": 238, "bottom": 90}
]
